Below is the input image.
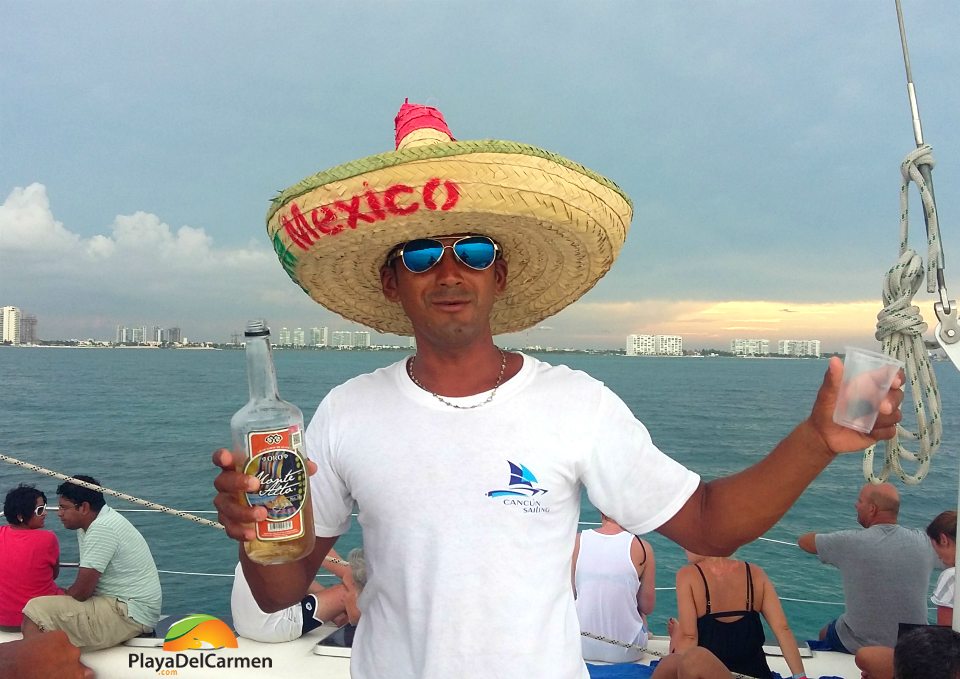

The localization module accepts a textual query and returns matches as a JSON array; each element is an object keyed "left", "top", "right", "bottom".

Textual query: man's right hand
[
  {"left": 212, "top": 448, "right": 266, "bottom": 541},
  {"left": 212, "top": 448, "right": 318, "bottom": 541}
]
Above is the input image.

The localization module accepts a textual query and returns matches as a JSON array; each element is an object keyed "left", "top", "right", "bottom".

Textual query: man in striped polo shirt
[{"left": 21, "top": 475, "right": 161, "bottom": 651}]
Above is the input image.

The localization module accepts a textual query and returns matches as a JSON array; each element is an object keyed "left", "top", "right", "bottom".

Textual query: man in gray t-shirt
[{"left": 798, "top": 483, "right": 938, "bottom": 653}]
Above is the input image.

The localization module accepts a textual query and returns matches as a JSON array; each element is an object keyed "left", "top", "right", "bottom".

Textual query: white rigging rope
[
  {"left": 0, "top": 452, "right": 225, "bottom": 529},
  {"left": 864, "top": 145, "right": 944, "bottom": 485},
  {"left": 0, "top": 452, "right": 349, "bottom": 566}
]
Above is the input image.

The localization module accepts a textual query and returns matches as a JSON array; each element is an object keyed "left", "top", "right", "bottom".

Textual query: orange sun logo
[{"left": 162, "top": 614, "right": 238, "bottom": 651}]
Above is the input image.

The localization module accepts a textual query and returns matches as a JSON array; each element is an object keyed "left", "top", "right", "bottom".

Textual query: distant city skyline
[
  {"left": 626, "top": 333, "right": 823, "bottom": 357},
  {"left": 6, "top": 304, "right": 842, "bottom": 354},
  {"left": 0, "top": 299, "right": 903, "bottom": 353},
  {"left": 2, "top": 3, "right": 957, "bottom": 353}
]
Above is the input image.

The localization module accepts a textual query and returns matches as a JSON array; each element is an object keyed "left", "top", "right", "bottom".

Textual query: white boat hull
[{"left": 0, "top": 628, "right": 861, "bottom": 678}]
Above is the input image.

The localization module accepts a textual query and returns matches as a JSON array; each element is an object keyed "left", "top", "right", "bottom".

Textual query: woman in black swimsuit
[{"left": 667, "top": 552, "right": 807, "bottom": 679}]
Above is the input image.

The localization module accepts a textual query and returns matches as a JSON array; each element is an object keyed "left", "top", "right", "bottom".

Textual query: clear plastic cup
[{"left": 832, "top": 346, "right": 904, "bottom": 433}]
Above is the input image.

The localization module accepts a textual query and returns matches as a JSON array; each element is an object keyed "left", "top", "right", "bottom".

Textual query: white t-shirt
[
  {"left": 306, "top": 353, "right": 700, "bottom": 679},
  {"left": 931, "top": 567, "right": 955, "bottom": 609},
  {"left": 230, "top": 563, "right": 303, "bottom": 643}
]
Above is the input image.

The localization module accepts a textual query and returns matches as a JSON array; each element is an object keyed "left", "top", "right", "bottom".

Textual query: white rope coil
[{"left": 865, "top": 145, "right": 943, "bottom": 484}]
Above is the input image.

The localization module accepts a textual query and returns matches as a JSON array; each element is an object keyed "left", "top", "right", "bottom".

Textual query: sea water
[{"left": 0, "top": 347, "right": 957, "bottom": 642}]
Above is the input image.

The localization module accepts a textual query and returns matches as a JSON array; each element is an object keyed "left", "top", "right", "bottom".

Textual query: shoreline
[{"left": 1, "top": 345, "right": 834, "bottom": 358}]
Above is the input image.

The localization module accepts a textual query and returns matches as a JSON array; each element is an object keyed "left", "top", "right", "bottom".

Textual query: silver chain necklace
[{"left": 406, "top": 349, "right": 507, "bottom": 410}]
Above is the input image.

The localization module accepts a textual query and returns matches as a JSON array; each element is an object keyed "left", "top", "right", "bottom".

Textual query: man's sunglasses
[{"left": 387, "top": 236, "right": 500, "bottom": 274}]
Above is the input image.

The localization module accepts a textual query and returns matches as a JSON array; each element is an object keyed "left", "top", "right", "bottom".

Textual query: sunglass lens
[
  {"left": 401, "top": 239, "right": 444, "bottom": 273},
  {"left": 453, "top": 237, "right": 496, "bottom": 270},
  {"left": 35, "top": 505, "right": 46, "bottom": 516}
]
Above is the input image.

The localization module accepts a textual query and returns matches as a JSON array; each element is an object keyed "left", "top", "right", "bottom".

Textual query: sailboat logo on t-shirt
[{"left": 486, "top": 461, "right": 549, "bottom": 497}]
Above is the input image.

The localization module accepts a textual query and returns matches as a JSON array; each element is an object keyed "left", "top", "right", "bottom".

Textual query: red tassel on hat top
[{"left": 394, "top": 98, "right": 455, "bottom": 149}]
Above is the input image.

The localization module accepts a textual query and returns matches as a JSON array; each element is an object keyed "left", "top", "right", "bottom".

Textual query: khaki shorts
[{"left": 23, "top": 595, "right": 151, "bottom": 651}]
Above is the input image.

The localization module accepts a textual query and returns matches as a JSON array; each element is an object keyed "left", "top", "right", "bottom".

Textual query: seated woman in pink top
[{"left": 0, "top": 484, "right": 63, "bottom": 631}]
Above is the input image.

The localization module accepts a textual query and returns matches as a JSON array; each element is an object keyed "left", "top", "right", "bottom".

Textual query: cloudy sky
[{"left": 2, "top": 1, "right": 958, "bottom": 351}]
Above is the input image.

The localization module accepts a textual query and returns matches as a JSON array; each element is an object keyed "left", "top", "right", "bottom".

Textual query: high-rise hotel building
[
  {"left": 626, "top": 334, "right": 683, "bottom": 356},
  {"left": 309, "top": 327, "right": 328, "bottom": 348},
  {"left": 331, "top": 331, "right": 351, "bottom": 348},
  {"left": 19, "top": 314, "right": 37, "bottom": 344},
  {"left": 777, "top": 339, "right": 821, "bottom": 357},
  {"left": 730, "top": 338, "right": 771, "bottom": 356},
  {"left": 1, "top": 306, "right": 22, "bottom": 344}
]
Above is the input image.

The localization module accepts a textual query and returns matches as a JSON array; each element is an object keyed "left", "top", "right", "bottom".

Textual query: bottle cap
[{"left": 244, "top": 319, "right": 270, "bottom": 337}]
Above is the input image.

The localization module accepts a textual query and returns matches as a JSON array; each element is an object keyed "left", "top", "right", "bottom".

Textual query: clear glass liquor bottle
[{"left": 231, "top": 320, "right": 314, "bottom": 564}]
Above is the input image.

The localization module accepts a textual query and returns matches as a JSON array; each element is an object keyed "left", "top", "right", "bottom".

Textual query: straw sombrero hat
[{"left": 266, "top": 100, "right": 632, "bottom": 336}]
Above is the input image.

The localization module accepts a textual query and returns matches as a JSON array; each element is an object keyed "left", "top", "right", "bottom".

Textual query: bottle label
[{"left": 243, "top": 425, "right": 307, "bottom": 542}]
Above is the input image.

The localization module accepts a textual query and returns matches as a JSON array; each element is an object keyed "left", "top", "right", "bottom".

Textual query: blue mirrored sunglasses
[{"left": 388, "top": 236, "right": 500, "bottom": 274}]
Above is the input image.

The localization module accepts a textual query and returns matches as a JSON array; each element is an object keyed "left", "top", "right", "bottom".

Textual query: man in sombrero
[{"left": 213, "top": 101, "right": 904, "bottom": 678}]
